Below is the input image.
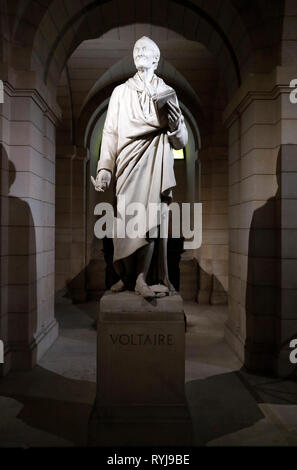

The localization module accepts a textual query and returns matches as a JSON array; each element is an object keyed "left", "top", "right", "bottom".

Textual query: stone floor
[{"left": 0, "top": 294, "right": 296, "bottom": 447}]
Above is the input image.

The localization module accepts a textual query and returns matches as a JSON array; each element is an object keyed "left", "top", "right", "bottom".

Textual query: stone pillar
[
  {"left": 275, "top": 83, "right": 297, "bottom": 376},
  {"left": 55, "top": 145, "right": 88, "bottom": 302},
  {"left": 179, "top": 255, "right": 198, "bottom": 301},
  {"left": 85, "top": 149, "right": 107, "bottom": 301},
  {"left": 197, "top": 146, "right": 229, "bottom": 305},
  {"left": 89, "top": 291, "right": 192, "bottom": 446},
  {"left": 224, "top": 68, "right": 297, "bottom": 376},
  {"left": 0, "top": 91, "right": 10, "bottom": 374},
  {"left": 2, "top": 83, "right": 59, "bottom": 371},
  {"left": 69, "top": 147, "right": 88, "bottom": 302},
  {"left": 55, "top": 145, "right": 75, "bottom": 293}
]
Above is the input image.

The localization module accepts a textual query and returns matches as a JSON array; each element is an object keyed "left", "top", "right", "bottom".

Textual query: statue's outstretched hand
[
  {"left": 91, "top": 169, "right": 111, "bottom": 192},
  {"left": 167, "top": 100, "right": 181, "bottom": 132}
]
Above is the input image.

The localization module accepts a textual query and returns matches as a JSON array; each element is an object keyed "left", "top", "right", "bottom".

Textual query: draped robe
[{"left": 97, "top": 73, "right": 188, "bottom": 282}]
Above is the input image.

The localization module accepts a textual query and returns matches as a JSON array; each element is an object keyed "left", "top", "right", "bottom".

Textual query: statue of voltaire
[{"left": 92, "top": 36, "right": 188, "bottom": 299}]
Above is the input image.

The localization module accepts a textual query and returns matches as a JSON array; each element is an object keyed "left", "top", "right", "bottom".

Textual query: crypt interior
[{"left": 0, "top": 0, "right": 297, "bottom": 446}]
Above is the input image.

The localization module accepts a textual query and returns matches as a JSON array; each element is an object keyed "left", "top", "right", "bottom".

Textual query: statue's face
[{"left": 133, "top": 39, "right": 158, "bottom": 71}]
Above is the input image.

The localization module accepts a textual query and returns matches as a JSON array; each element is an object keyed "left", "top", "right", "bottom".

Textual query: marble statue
[{"left": 92, "top": 36, "right": 188, "bottom": 299}]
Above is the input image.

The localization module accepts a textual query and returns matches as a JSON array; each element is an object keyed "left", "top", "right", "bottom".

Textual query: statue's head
[{"left": 133, "top": 36, "right": 160, "bottom": 72}]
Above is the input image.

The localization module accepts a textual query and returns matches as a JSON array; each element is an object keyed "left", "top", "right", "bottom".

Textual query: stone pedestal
[{"left": 88, "top": 291, "right": 192, "bottom": 446}]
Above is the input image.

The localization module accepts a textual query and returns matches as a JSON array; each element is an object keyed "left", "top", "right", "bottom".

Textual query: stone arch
[
  {"left": 10, "top": 1, "right": 291, "bottom": 93},
  {"left": 230, "top": 0, "right": 285, "bottom": 68},
  {"left": 0, "top": 0, "right": 11, "bottom": 70},
  {"left": 281, "top": 0, "right": 297, "bottom": 65},
  {"left": 27, "top": 0, "right": 253, "bottom": 94}
]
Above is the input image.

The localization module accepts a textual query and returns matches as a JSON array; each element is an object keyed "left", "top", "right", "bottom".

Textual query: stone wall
[
  {"left": 0, "top": 83, "right": 59, "bottom": 374},
  {"left": 224, "top": 68, "right": 297, "bottom": 375}
]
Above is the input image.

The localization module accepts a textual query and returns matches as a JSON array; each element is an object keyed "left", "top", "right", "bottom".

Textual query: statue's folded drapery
[{"left": 97, "top": 73, "right": 188, "bottom": 264}]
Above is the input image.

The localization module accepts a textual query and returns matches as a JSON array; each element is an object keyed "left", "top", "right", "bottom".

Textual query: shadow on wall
[
  {"left": 0, "top": 145, "right": 37, "bottom": 371},
  {"left": 245, "top": 149, "right": 297, "bottom": 378}
]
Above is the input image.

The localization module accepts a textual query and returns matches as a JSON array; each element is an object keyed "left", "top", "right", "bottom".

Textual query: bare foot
[{"left": 111, "top": 280, "right": 126, "bottom": 293}]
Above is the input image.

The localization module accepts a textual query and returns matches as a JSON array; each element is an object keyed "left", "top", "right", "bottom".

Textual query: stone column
[
  {"left": 275, "top": 74, "right": 297, "bottom": 376},
  {"left": 0, "top": 89, "right": 10, "bottom": 374},
  {"left": 55, "top": 145, "right": 88, "bottom": 303},
  {"left": 224, "top": 68, "right": 297, "bottom": 376},
  {"left": 179, "top": 255, "right": 198, "bottom": 301},
  {"left": 55, "top": 145, "right": 75, "bottom": 293},
  {"left": 197, "top": 146, "right": 229, "bottom": 305},
  {"left": 85, "top": 150, "right": 107, "bottom": 301},
  {"left": 69, "top": 147, "right": 88, "bottom": 302}
]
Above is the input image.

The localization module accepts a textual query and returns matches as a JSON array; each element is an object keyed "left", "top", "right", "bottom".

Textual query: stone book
[{"left": 153, "top": 89, "right": 176, "bottom": 123}]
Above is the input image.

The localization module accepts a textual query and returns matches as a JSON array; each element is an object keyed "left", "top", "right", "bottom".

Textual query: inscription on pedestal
[{"left": 110, "top": 334, "right": 174, "bottom": 346}]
